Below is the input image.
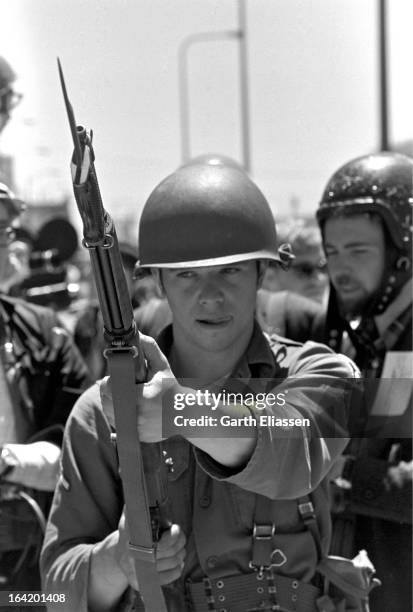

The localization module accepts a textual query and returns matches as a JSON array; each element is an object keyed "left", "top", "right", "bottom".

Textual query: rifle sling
[{"left": 106, "top": 348, "right": 168, "bottom": 612}]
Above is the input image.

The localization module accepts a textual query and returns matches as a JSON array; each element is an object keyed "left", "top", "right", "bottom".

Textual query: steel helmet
[
  {"left": 181, "top": 153, "right": 245, "bottom": 172},
  {"left": 138, "top": 164, "right": 287, "bottom": 268},
  {"left": 317, "top": 151, "right": 412, "bottom": 253}
]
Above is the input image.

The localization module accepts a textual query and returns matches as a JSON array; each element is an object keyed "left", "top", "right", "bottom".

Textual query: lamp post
[
  {"left": 178, "top": 0, "right": 251, "bottom": 172},
  {"left": 378, "top": 0, "right": 389, "bottom": 151}
]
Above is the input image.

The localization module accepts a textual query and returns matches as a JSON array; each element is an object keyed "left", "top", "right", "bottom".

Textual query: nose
[
  {"left": 198, "top": 277, "right": 224, "bottom": 307},
  {"left": 327, "top": 253, "right": 352, "bottom": 277}
]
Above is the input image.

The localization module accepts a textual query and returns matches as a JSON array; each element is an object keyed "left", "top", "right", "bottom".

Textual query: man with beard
[{"left": 313, "top": 151, "right": 412, "bottom": 611}]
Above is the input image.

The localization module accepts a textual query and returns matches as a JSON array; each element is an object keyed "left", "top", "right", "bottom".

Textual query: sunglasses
[{"left": 291, "top": 259, "right": 327, "bottom": 278}]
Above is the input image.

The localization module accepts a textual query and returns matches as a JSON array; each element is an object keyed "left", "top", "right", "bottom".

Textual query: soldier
[
  {"left": 314, "top": 151, "right": 412, "bottom": 611},
  {"left": 0, "top": 184, "right": 90, "bottom": 600},
  {"left": 41, "top": 163, "right": 364, "bottom": 612}
]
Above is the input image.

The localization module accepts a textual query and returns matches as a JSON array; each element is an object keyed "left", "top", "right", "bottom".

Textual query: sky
[{"left": 1, "top": 0, "right": 412, "bottom": 242}]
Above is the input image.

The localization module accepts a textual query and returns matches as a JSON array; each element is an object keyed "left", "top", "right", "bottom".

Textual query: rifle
[{"left": 57, "top": 59, "right": 169, "bottom": 612}]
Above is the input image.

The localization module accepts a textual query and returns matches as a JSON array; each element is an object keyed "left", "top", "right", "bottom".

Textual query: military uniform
[
  {"left": 41, "top": 160, "right": 365, "bottom": 612},
  {"left": 41, "top": 324, "right": 357, "bottom": 611}
]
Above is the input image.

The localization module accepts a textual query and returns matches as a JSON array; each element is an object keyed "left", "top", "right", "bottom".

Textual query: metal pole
[
  {"left": 238, "top": 0, "right": 251, "bottom": 172},
  {"left": 378, "top": 0, "right": 389, "bottom": 150},
  {"left": 178, "top": 31, "right": 240, "bottom": 164},
  {"left": 178, "top": 39, "right": 191, "bottom": 163}
]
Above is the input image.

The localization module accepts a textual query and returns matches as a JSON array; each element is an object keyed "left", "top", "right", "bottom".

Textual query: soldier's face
[
  {"left": 323, "top": 214, "right": 386, "bottom": 316},
  {"left": 161, "top": 261, "right": 258, "bottom": 354}
]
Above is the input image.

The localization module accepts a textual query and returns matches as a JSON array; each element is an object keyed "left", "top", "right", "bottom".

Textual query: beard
[
  {"left": 337, "top": 293, "right": 372, "bottom": 319},
  {"left": 333, "top": 275, "right": 375, "bottom": 318}
]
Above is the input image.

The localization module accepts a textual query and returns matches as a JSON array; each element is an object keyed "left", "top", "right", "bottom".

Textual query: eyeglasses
[
  {"left": 0, "top": 87, "right": 23, "bottom": 114},
  {"left": 291, "top": 259, "right": 327, "bottom": 279}
]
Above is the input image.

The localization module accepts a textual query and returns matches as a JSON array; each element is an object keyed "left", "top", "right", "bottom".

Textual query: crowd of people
[{"left": 0, "top": 55, "right": 411, "bottom": 612}]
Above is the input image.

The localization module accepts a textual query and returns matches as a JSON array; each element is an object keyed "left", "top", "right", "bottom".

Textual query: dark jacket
[
  {"left": 0, "top": 294, "right": 90, "bottom": 600},
  {"left": 41, "top": 324, "right": 358, "bottom": 612},
  {"left": 0, "top": 294, "right": 90, "bottom": 445},
  {"left": 312, "top": 282, "right": 412, "bottom": 612}
]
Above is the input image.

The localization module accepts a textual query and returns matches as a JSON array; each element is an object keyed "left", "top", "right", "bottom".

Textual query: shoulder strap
[
  {"left": 251, "top": 493, "right": 323, "bottom": 572},
  {"left": 297, "top": 495, "right": 322, "bottom": 560},
  {"left": 106, "top": 349, "right": 168, "bottom": 612}
]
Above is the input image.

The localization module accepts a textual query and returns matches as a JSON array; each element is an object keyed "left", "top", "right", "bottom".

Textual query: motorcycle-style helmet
[{"left": 317, "top": 152, "right": 413, "bottom": 347}]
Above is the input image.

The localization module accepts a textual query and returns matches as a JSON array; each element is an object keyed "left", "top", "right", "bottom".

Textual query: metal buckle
[
  {"left": 298, "top": 501, "right": 315, "bottom": 520},
  {"left": 128, "top": 542, "right": 157, "bottom": 563},
  {"left": 82, "top": 233, "right": 114, "bottom": 250},
  {"left": 103, "top": 345, "right": 139, "bottom": 358},
  {"left": 252, "top": 523, "right": 275, "bottom": 539},
  {"left": 269, "top": 549, "right": 287, "bottom": 568}
]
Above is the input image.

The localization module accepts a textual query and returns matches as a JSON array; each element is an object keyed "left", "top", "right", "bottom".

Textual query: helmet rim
[{"left": 138, "top": 249, "right": 282, "bottom": 269}]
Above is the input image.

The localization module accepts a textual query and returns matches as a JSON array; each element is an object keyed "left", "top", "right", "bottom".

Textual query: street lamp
[
  {"left": 178, "top": 0, "right": 251, "bottom": 172},
  {"left": 378, "top": 0, "right": 389, "bottom": 151}
]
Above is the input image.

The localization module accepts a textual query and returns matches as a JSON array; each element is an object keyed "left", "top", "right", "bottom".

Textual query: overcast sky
[{"left": 1, "top": 0, "right": 412, "bottom": 239}]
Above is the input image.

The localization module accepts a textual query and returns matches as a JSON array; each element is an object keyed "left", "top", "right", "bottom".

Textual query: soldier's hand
[
  {"left": 156, "top": 523, "right": 187, "bottom": 584},
  {"left": 136, "top": 334, "right": 179, "bottom": 442},
  {"left": 100, "top": 334, "right": 181, "bottom": 442},
  {"left": 115, "top": 512, "right": 186, "bottom": 589}
]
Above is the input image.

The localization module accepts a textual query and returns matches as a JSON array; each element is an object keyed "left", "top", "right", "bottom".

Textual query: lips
[
  {"left": 336, "top": 283, "right": 360, "bottom": 294},
  {"left": 334, "top": 276, "right": 360, "bottom": 294},
  {"left": 196, "top": 317, "right": 232, "bottom": 327}
]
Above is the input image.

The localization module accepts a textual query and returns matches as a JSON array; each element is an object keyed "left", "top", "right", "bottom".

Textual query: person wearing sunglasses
[{"left": 261, "top": 220, "right": 328, "bottom": 305}]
